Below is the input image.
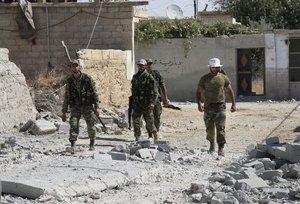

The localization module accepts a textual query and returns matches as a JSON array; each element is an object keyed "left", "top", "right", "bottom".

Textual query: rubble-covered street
[{"left": 1, "top": 101, "right": 300, "bottom": 204}]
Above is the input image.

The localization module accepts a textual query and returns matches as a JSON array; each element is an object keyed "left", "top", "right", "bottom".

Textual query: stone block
[
  {"left": 29, "top": 119, "right": 57, "bottom": 135},
  {"left": 265, "top": 136, "right": 280, "bottom": 145},
  {"left": 286, "top": 142, "right": 300, "bottom": 163},
  {"left": 1, "top": 180, "right": 44, "bottom": 199},
  {"left": 127, "top": 143, "right": 142, "bottom": 155},
  {"left": 109, "top": 151, "right": 128, "bottom": 161},
  {"left": 136, "top": 139, "right": 151, "bottom": 148},
  {"left": 136, "top": 149, "right": 153, "bottom": 159},
  {"left": 258, "top": 170, "right": 283, "bottom": 180}
]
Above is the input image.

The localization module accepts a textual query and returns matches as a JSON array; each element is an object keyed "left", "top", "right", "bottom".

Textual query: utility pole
[{"left": 194, "top": 0, "right": 198, "bottom": 19}]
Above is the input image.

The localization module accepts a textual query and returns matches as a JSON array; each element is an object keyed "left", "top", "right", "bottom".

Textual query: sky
[{"left": 146, "top": 0, "right": 217, "bottom": 18}]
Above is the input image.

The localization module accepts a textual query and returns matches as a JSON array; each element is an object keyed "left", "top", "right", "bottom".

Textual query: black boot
[
  {"left": 218, "top": 143, "right": 225, "bottom": 156},
  {"left": 209, "top": 141, "right": 215, "bottom": 153},
  {"left": 70, "top": 141, "right": 75, "bottom": 154},
  {"left": 89, "top": 140, "right": 95, "bottom": 151}
]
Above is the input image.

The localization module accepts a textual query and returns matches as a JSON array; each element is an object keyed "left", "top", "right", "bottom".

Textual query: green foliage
[
  {"left": 135, "top": 19, "right": 259, "bottom": 43},
  {"left": 214, "top": 0, "right": 300, "bottom": 29}
]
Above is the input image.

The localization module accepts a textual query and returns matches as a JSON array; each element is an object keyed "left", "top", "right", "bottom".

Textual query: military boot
[
  {"left": 153, "top": 132, "right": 159, "bottom": 143},
  {"left": 89, "top": 139, "right": 95, "bottom": 151},
  {"left": 209, "top": 141, "right": 215, "bottom": 153},
  {"left": 70, "top": 141, "right": 76, "bottom": 154},
  {"left": 218, "top": 143, "right": 225, "bottom": 156}
]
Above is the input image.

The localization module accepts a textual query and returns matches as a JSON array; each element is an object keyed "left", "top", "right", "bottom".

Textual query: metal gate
[{"left": 237, "top": 48, "right": 265, "bottom": 96}]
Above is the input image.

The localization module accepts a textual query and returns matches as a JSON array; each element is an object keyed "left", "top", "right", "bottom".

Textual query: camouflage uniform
[
  {"left": 198, "top": 72, "right": 230, "bottom": 146},
  {"left": 146, "top": 70, "right": 164, "bottom": 136},
  {"left": 131, "top": 70, "right": 158, "bottom": 139},
  {"left": 62, "top": 73, "right": 100, "bottom": 143}
]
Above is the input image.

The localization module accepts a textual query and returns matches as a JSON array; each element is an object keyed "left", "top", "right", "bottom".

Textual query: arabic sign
[{"left": 18, "top": 0, "right": 35, "bottom": 30}]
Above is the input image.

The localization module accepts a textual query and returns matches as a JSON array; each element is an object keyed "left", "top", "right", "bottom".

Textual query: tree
[{"left": 213, "top": 0, "right": 300, "bottom": 29}]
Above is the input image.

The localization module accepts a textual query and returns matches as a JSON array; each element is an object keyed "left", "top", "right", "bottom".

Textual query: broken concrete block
[
  {"left": 155, "top": 140, "right": 171, "bottom": 153},
  {"left": 127, "top": 143, "right": 142, "bottom": 155},
  {"left": 1, "top": 180, "right": 44, "bottom": 199},
  {"left": 136, "top": 139, "right": 151, "bottom": 148},
  {"left": 136, "top": 149, "right": 153, "bottom": 159},
  {"left": 108, "top": 151, "right": 128, "bottom": 160},
  {"left": 189, "top": 180, "right": 209, "bottom": 194},
  {"left": 29, "top": 119, "right": 57, "bottom": 135},
  {"left": 242, "top": 160, "right": 265, "bottom": 175},
  {"left": 98, "top": 115, "right": 114, "bottom": 125},
  {"left": 258, "top": 170, "right": 283, "bottom": 180},
  {"left": 19, "top": 119, "right": 34, "bottom": 132},
  {"left": 286, "top": 142, "right": 300, "bottom": 163},
  {"left": 265, "top": 136, "right": 280, "bottom": 145},
  {"left": 258, "top": 158, "right": 276, "bottom": 170},
  {"left": 92, "top": 153, "right": 112, "bottom": 160},
  {"left": 167, "top": 152, "right": 181, "bottom": 162},
  {"left": 154, "top": 151, "right": 166, "bottom": 161},
  {"left": 235, "top": 177, "right": 268, "bottom": 189},
  {"left": 248, "top": 149, "right": 271, "bottom": 159}
]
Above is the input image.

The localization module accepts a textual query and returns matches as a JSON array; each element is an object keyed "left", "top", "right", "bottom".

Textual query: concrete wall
[
  {"left": 0, "top": 1, "right": 146, "bottom": 79},
  {"left": 77, "top": 49, "right": 132, "bottom": 107},
  {"left": 135, "top": 34, "right": 265, "bottom": 102}
]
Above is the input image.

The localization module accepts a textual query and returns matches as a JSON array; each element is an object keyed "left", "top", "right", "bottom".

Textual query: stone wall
[
  {"left": 0, "top": 1, "right": 146, "bottom": 79},
  {"left": 77, "top": 49, "right": 132, "bottom": 107},
  {"left": 0, "top": 48, "right": 36, "bottom": 132}
]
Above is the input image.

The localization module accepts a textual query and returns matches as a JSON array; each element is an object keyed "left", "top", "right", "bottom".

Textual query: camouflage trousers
[
  {"left": 146, "top": 101, "right": 162, "bottom": 136},
  {"left": 132, "top": 103, "right": 157, "bottom": 138},
  {"left": 69, "top": 106, "right": 96, "bottom": 142},
  {"left": 203, "top": 103, "right": 226, "bottom": 145}
]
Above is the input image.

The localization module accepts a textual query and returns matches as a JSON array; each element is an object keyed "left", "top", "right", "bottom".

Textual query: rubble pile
[{"left": 186, "top": 136, "right": 300, "bottom": 203}]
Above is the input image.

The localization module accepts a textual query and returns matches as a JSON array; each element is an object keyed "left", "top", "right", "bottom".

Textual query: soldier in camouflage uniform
[
  {"left": 61, "top": 59, "right": 100, "bottom": 153},
  {"left": 196, "top": 58, "right": 236, "bottom": 156},
  {"left": 131, "top": 59, "right": 158, "bottom": 142},
  {"left": 145, "top": 58, "right": 170, "bottom": 140}
]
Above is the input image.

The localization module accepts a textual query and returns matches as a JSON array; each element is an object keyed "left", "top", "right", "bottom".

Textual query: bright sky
[{"left": 147, "top": 0, "right": 217, "bottom": 18}]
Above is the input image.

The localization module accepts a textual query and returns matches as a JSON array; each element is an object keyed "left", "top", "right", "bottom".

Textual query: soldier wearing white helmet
[{"left": 196, "top": 57, "right": 236, "bottom": 156}]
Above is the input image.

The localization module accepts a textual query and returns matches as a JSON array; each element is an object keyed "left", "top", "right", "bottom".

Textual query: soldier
[
  {"left": 145, "top": 58, "right": 170, "bottom": 139},
  {"left": 196, "top": 58, "right": 236, "bottom": 156},
  {"left": 131, "top": 59, "right": 158, "bottom": 142},
  {"left": 61, "top": 59, "right": 100, "bottom": 153}
]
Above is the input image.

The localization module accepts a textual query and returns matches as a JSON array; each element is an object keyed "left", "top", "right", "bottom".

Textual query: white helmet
[{"left": 208, "top": 58, "right": 223, "bottom": 67}]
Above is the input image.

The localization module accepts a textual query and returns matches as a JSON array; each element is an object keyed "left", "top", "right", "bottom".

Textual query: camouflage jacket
[
  {"left": 131, "top": 70, "right": 158, "bottom": 106},
  {"left": 150, "top": 70, "right": 165, "bottom": 99},
  {"left": 62, "top": 73, "right": 100, "bottom": 112}
]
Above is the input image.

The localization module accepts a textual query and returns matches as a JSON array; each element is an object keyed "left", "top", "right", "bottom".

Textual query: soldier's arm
[
  {"left": 196, "top": 82, "right": 204, "bottom": 112},
  {"left": 158, "top": 73, "right": 170, "bottom": 105},
  {"left": 149, "top": 76, "right": 158, "bottom": 109},
  {"left": 90, "top": 78, "right": 100, "bottom": 109},
  {"left": 62, "top": 82, "right": 70, "bottom": 113},
  {"left": 226, "top": 84, "right": 236, "bottom": 112},
  {"left": 61, "top": 81, "right": 70, "bottom": 122}
]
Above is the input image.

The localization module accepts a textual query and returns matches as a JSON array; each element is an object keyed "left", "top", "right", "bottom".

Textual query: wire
[{"left": 86, "top": 1, "right": 104, "bottom": 49}]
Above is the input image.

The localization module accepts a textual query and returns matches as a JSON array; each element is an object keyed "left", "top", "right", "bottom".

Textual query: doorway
[{"left": 237, "top": 48, "right": 265, "bottom": 96}]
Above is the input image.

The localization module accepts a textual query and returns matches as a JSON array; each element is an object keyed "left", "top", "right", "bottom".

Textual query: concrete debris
[
  {"left": 186, "top": 136, "right": 300, "bottom": 203},
  {"left": 1, "top": 180, "right": 44, "bottom": 199}
]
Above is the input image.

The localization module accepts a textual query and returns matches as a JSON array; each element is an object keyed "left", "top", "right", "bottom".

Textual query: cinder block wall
[
  {"left": 0, "top": 2, "right": 138, "bottom": 80},
  {"left": 77, "top": 49, "right": 132, "bottom": 108}
]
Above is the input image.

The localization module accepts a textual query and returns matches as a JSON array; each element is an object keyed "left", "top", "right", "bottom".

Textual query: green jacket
[{"left": 62, "top": 73, "right": 100, "bottom": 112}]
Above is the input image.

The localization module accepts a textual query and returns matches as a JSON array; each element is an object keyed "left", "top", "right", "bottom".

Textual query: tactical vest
[{"left": 67, "top": 73, "right": 96, "bottom": 107}]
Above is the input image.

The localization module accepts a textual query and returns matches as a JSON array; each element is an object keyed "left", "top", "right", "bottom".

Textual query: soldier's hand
[
  {"left": 163, "top": 98, "right": 170, "bottom": 105},
  {"left": 148, "top": 103, "right": 155, "bottom": 110},
  {"left": 61, "top": 112, "right": 67, "bottom": 122},
  {"left": 231, "top": 104, "right": 237, "bottom": 112},
  {"left": 198, "top": 104, "right": 204, "bottom": 112},
  {"left": 95, "top": 108, "right": 101, "bottom": 116}
]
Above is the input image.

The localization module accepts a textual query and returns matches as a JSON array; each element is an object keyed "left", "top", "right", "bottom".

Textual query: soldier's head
[
  {"left": 137, "top": 59, "right": 146, "bottom": 71},
  {"left": 70, "top": 59, "right": 81, "bottom": 75},
  {"left": 146, "top": 58, "right": 153, "bottom": 72},
  {"left": 208, "top": 58, "right": 223, "bottom": 75}
]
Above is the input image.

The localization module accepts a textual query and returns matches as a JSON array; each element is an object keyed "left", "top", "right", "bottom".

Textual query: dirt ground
[{"left": 1, "top": 100, "right": 300, "bottom": 203}]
